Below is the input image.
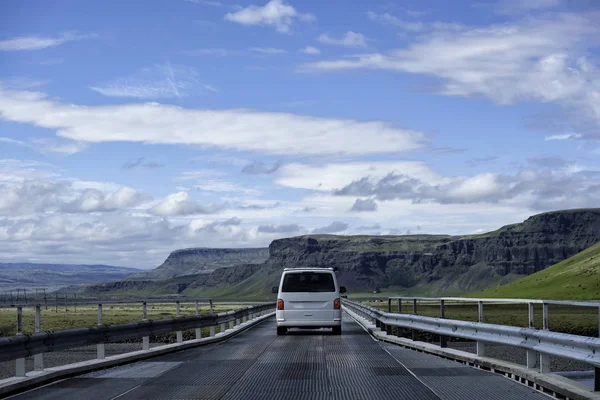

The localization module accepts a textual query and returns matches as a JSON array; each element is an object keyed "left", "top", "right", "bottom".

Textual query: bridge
[{"left": 0, "top": 297, "right": 598, "bottom": 400}]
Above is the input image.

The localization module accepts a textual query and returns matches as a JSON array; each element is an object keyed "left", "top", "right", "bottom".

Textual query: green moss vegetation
[{"left": 468, "top": 241, "right": 600, "bottom": 300}]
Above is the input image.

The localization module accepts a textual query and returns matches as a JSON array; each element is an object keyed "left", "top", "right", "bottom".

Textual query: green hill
[{"left": 468, "top": 241, "right": 600, "bottom": 300}]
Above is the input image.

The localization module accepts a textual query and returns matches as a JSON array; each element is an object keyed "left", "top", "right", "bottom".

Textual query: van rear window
[{"left": 281, "top": 272, "right": 335, "bottom": 293}]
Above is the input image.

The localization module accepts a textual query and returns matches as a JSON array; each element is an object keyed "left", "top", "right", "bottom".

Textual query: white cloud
[
  {"left": 300, "top": 13, "right": 600, "bottom": 138},
  {"left": 1, "top": 156, "right": 597, "bottom": 266},
  {"left": 366, "top": 11, "right": 464, "bottom": 32},
  {"left": 62, "top": 187, "right": 149, "bottom": 213},
  {"left": 0, "top": 180, "right": 69, "bottom": 216},
  {"left": 0, "top": 177, "right": 150, "bottom": 216},
  {"left": 317, "top": 31, "right": 367, "bottom": 48},
  {"left": 299, "top": 46, "right": 320, "bottom": 55},
  {"left": 313, "top": 221, "right": 348, "bottom": 234},
  {"left": 495, "top": 0, "right": 562, "bottom": 14},
  {"left": 333, "top": 165, "right": 600, "bottom": 209},
  {"left": 225, "top": 0, "right": 314, "bottom": 33},
  {"left": 0, "top": 136, "right": 86, "bottom": 154},
  {"left": 29, "top": 137, "right": 88, "bottom": 154},
  {"left": 0, "top": 159, "right": 58, "bottom": 183},
  {"left": 3, "top": 78, "right": 50, "bottom": 90},
  {"left": 176, "top": 170, "right": 226, "bottom": 181},
  {"left": 149, "top": 192, "right": 223, "bottom": 216},
  {"left": 0, "top": 137, "right": 31, "bottom": 148},
  {"left": 0, "top": 87, "right": 427, "bottom": 155},
  {"left": 275, "top": 161, "right": 442, "bottom": 191},
  {"left": 185, "top": 0, "right": 224, "bottom": 6},
  {"left": 544, "top": 133, "right": 583, "bottom": 141},
  {"left": 193, "top": 179, "right": 261, "bottom": 195},
  {"left": 242, "top": 160, "right": 281, "bottom": 174},
  {"left": 249, "top": 47, "right": 287, "bottom": 54},
  {"left": 257, "top": 223, "right": 301, "bottom": 233},
  {"left": 89, "top": 63, "right": 214, "bottom": 99},
  {"left": 0, "top": 32, "right": 93, "bottom": 51},
  {"left": 349, "top": 198, "right": 377, "bottom": 212},
  {"left": 367, "top": 11, "right": 425, "bottom": 32}
]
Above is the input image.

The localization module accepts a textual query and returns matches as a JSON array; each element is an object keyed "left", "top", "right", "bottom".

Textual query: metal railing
[
  {"left": 0, "top": 299, "right": 275, "bottom": 379},
  {"left": 342, "top": 297, "right": 600, "bottom": 392}
]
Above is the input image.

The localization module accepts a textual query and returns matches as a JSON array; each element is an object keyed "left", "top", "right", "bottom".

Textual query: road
[{"left": 7, "top": 315, "right": 549, "bottom": 400}]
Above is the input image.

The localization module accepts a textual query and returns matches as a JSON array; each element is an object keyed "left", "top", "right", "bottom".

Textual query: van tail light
[
  {"left": 334, "top": 298, "right": 341, "bottom": 310},
  {"left": 277, "top": 299, "right": 284, "bottom": 310}
]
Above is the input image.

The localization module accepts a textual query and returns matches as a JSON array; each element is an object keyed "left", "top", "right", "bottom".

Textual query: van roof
[{"left": 283, "top": 267, "right": 335, "bottom": 272}]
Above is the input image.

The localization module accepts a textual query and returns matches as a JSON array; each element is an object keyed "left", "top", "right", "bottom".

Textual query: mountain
[
  {"left": 468, "top": 240, "right": 600, "bottom": 300},
  {"left": 259, "top": 208, "right": 600, "bottom": 295},
  {"left": 126, "top": 247, "right": 269, "bottom": 280},
  {"left": 0, "top": 263, "right": 140, "bottom": 292},
  {"left": 85, "top": 208, "right": 600, "bottom": 298}
]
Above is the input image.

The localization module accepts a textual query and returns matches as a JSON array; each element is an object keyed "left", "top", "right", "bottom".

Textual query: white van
[{"left": 272, "top": 267, "right": 347, "bottom": 335}]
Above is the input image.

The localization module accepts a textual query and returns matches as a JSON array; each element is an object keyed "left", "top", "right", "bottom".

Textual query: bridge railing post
[
  {"left": 195, "top": 300, "right": 202, "bottom": 340},
  {"left": 176, "top": 301, "right": 183, "bottom": 343},
  {"left": 439, "top": 300, "right": 447, "bottom": 348},
  {"left": 476, "top": 301, "right": 485, "bottom": 356},
  {"left": 34, "top": 305, "right": 44, "bottom": 371},
  {"left": 142, "top": 302, "right": 150, "bottom": 350},
  {"left": 387, "top": 298, "right": 392, "bottom": 313},
  {"left": 16, "top": 306, "right": 25, "bottom": 377},
  {"left": 539, "top": 303, "right": 550, "bottom": 373},
  {"left": 97, "top": 304, "right": 105, "bottom": 359},
  {"left": 526, "top": 302, "right": 536, "bottom": 368},
  {"left": 411, "top": 299, "right": 417, "bottom": 341}
]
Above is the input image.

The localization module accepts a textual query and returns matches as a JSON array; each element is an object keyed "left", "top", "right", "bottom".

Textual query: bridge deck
[{"left": 8, "top": 316, "right": 549, "bottom": 400}]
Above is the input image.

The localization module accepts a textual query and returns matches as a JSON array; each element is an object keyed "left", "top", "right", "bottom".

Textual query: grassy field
[
  {"left": 0, "top": 302, "right": 252, "bottom": 336},
  {"left": 365, "top": 300, "right": 599, "bottom": 337},
  {"left": 467, "top": 241, "right": 600, "bottom": 300}
]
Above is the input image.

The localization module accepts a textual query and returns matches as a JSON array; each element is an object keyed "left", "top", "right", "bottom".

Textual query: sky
[{"left": 0, "top": 0, "right": 599, "bottom": 269}]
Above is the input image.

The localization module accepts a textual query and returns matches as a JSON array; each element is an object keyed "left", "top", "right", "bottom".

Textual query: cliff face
[
  {"left": 87, "top": 209, "right": 600, "bottom": 297},
  {"left": 127, "top": 247, "right": 269, "bottom": 281},
  {"left": 261, "top": 209, "right": 600, "bottom": 292}
]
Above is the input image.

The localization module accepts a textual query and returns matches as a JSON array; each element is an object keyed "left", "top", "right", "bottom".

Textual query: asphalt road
[{"left": 6, "top": 316, "right": 550, "bottom": 400}]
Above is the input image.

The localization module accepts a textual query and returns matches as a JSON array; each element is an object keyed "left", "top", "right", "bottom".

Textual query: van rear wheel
[
  {"left": 332, "top": 326, "right": 342, "bottom": 335},
  {"left": 277, "top": 327, "right": 287, "bottom": 336}
]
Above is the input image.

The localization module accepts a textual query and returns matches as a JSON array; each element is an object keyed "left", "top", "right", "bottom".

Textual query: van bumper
[
  {"left": 276, "top": 316, "right": 341, "bottom": 328},
  {"left": 276, "top": 320, "right": 341, "bottom": 327}
]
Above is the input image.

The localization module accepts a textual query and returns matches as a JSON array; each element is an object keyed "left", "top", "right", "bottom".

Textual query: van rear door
[{"left": 281, "top": 271, "right": 336, "bottom": 322}]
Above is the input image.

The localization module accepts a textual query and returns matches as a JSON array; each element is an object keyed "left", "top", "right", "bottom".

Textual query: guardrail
[
  {"left": 342, "top": 297, "right": 600, "bottom": 394},
  {"left": 0, "top": 299, "right": 275, "bottom": 380}
]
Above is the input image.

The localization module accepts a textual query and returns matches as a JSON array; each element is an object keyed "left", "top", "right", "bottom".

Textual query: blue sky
[{"left": 0, "top": 0, "right": 599, "bottom": 268}]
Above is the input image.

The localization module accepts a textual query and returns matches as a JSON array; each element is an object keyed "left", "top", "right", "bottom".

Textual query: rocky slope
[
  {"left": 87, "top": 208, "right": 600, "bottom": 297},
  {"left": 126, "top": 247, "right": 269, "bottom": 281},
  {"left": 260, "top": 208, "right": 600, "bottom": 292}
]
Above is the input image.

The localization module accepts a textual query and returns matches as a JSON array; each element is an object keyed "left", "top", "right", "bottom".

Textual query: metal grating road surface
[{"left": 7, "top": 315, "right": 550, "bottom": 400}]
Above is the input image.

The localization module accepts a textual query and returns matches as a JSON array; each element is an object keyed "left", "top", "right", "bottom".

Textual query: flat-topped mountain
[
  {"left": 87, "top": 208, "right": 600, "bottom": 297},
  {"left": 126, "top": 247, "right": 269, "bottom": 281}
]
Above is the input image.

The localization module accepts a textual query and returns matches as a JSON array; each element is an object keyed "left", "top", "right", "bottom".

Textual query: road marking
[{"left": 109, "top": 384, "right": 143, "bottom": 400}]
